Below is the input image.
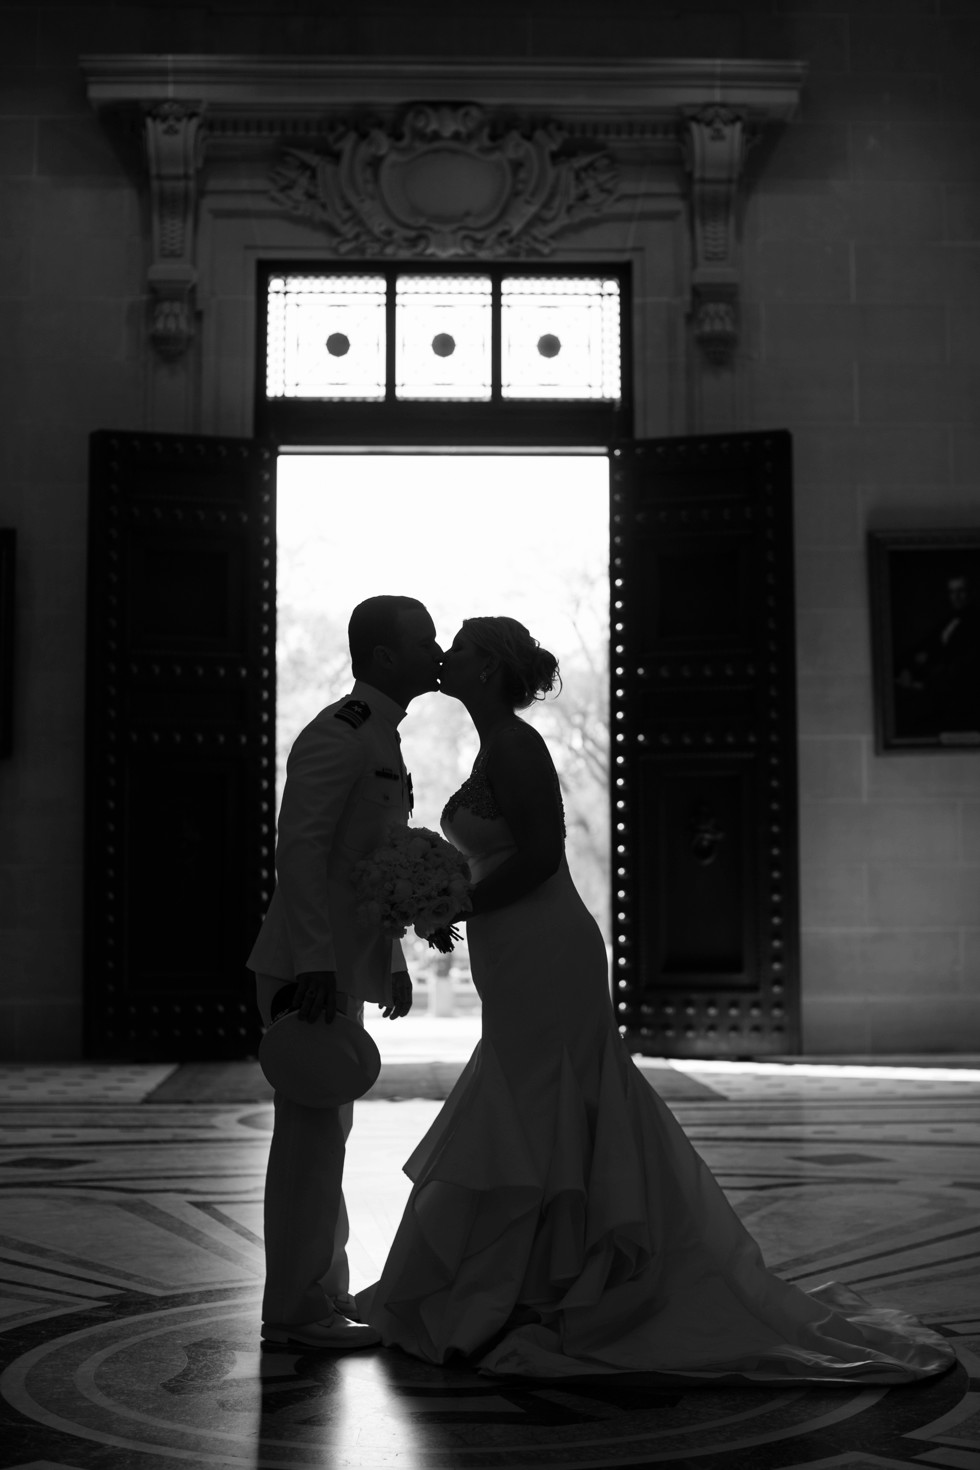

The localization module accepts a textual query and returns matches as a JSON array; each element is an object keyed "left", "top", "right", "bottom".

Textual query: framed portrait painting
[{"left": 868, "top": 528, "right": 980, "bottom": 753}]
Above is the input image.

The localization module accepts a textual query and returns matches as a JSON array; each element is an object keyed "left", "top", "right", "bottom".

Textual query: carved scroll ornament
[{"left": 269, "top": 104, "right": 619, "bottom": 258}]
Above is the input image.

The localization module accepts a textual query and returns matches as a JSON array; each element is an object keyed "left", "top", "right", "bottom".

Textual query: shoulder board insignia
[{"left": 334, "top": 699, "right": 372, "bottom": 729}]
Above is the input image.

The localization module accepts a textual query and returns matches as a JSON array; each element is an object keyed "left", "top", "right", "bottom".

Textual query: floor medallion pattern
[{"left": 0, "top": 1064, "right": 978, "bottom": 1470}]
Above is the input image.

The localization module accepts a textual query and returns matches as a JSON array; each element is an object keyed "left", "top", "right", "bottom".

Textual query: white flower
[{"left": 425, "top": 895, "right": 455, "bottom": 926}]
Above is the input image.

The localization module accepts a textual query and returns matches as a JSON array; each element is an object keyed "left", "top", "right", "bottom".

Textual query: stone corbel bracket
[
  {"left": 681, "top": 105, "right": 747, "bottom": 365},
  {"left": 143, "top": 102, "right": 205, "bottom": 360}
]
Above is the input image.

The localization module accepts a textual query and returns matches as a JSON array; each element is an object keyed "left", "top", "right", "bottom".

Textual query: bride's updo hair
[{"left": 463, "top": 616, "right": 562, "bottom": 711}]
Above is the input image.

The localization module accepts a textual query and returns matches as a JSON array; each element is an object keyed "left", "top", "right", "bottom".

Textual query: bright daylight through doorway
[{"left": 275, "top": 453, "right": 612, "bottom": 1011}]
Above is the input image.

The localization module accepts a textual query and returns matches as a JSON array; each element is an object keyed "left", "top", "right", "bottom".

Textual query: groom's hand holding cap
[
  {"left": 381, "top": 971, "right": 412, "bottom": 1019},
  {"left": 294, "top": 970, "right": 338, "bottom": 1024}
]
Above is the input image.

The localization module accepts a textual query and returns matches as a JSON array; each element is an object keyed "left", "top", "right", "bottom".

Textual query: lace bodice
[
  {"left": 441, "top": 748, "right": 566, "bottom": 836},
  {"left": 441, "top": 750, "right": 500, "bottom": 825}
]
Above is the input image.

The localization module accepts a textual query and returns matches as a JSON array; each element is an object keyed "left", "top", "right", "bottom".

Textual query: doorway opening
[{"left": 276, "top": 451, "right": 611, "bottom": 1022}]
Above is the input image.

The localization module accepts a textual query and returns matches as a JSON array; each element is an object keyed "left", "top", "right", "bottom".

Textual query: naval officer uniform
[{"left": 247, "top": 678, "right": 412, "bottom": 1330}]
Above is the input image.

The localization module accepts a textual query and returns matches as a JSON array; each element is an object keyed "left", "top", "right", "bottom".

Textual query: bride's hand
[{"left": 453, "top": 888, "right": 477, "bottom": 923}]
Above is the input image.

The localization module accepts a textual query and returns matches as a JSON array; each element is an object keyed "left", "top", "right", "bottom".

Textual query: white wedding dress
[{"left": 358, "top": 753, "right": 955, "bottom": 1383}]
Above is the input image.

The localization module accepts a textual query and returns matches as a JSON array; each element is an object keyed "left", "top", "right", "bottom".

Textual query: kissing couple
[{"left": 247, "top": 594, "right": 954, "bottom": 1384}]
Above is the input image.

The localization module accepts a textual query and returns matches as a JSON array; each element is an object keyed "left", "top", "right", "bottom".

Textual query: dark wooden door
[
  {"left": 85, "top": 432, "right": 277, "bottom": 1059},
  {"left": 611, "top": 432, "right": 800, "bottom": 1057}
]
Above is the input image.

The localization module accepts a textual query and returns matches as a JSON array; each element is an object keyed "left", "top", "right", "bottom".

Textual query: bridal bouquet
[{"left": 352, "top": 824, "right": 472, "bottom": 954}]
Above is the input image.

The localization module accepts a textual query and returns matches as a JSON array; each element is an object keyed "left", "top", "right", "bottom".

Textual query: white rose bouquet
[{"left": 352, "top": 824, "right": 472, "bottom": 954}]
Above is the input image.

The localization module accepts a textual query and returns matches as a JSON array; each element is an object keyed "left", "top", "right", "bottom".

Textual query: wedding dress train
[{"left": 358, "top": 762, "right": 955, "bottom": 1383}]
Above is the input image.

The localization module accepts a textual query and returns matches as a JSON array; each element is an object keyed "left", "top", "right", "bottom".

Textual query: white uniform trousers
[{"left": 255, "top": 971, "right": 362, "bottom": 1327}]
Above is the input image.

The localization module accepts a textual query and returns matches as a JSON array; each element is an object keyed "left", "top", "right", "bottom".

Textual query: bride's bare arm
[{"left": 465, "top": 724, "right": 565, "bottom": 916}]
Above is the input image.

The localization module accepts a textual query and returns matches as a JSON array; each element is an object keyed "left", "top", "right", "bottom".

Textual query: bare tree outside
[
  {"left": 528, "top": 560, "right": 610, "bottom": 940},
  {"left": 275, "top": 605, "right": 351, "bottom": 804}
]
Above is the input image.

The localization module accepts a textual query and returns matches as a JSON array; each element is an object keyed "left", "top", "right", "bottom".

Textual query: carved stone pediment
[{"left": 269, "top": 104, "right": 619, "bottom": 258}]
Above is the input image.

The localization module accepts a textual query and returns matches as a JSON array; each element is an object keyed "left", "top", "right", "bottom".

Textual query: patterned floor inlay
[
  {"left": 0, "top": 1299, "right": 971, "bottom": 1470},
  {"left": 0, "top": 1066, "right": 178, "bottom": 1105},
  {"left": 0, "top": 1068, "right": 977, "bottom": 1469}
]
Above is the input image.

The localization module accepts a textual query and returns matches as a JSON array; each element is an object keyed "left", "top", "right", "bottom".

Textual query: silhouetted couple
[{"left": 249, "top": 595, "right": 953, "bottom": 1383}]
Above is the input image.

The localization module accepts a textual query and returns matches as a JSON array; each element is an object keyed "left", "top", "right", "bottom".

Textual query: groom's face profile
[{"left": 385, "top": 606, "right": 443, "bottom": 697}]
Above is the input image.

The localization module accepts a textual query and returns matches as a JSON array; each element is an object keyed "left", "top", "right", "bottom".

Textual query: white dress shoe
[{"left": 261, "top": 1314, "right": 381, "bottom": 1349}]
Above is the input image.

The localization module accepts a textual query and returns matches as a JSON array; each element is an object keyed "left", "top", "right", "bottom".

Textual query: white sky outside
[{"left": 275, "top": 453, "right": 609, "bottom": 655}]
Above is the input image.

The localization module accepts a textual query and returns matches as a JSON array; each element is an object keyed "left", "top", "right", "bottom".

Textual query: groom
[{"left": 248, "top": 595, "right": 443, "bottom": 1349}]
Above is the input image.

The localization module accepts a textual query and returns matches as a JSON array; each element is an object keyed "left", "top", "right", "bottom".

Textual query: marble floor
[{"left": 0, "top": 1046, "right": 978, "bottom": 1470}]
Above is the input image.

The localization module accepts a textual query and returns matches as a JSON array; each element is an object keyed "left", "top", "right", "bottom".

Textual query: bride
[{"left": 357, "top": 616, "right": 955, "bottom": 1384}]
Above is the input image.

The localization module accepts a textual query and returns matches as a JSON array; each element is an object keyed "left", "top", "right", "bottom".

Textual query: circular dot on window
[
  {"left": 432, "top": 333, "right": 456, "bottom": 358},
  {"left": 326, "top": 332, "right": 350, "bottom": 357},
  {"left": 537, "top": 333, "right": 562, "bottom": 359}
]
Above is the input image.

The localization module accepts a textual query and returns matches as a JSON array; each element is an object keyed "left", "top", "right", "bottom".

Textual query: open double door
[{"left": 85, "top": 429, "right": 798, "bottom": 1059}]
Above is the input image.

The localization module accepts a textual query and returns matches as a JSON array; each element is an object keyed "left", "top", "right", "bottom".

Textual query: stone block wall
[
  {"left": 734, "top": 4, "right": 980, "bottom": 1051},
  {"left": 1, "top": 0, "right": 979, "bottom": 1056}
]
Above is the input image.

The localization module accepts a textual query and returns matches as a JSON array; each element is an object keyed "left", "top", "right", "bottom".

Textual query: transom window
[
  {"left": 267, "top": 274, "right": 388, "bottom": 400},
  {"left": 395, "top": 275, "right": 493, "bottom": 401},
  {"left": 264, "top": 267, "right": 622, "bottom": 404}
]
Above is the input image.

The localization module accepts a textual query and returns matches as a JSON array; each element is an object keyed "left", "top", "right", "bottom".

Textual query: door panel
[
  {"left": 85, "top": 432, "right": 277, "bottom": 1058},
  {"left": 641, "top": 762, "right": 755, "bottom": 982},
  {"left": 611, "top": 432, "right": 799, "bottom": 1057}
]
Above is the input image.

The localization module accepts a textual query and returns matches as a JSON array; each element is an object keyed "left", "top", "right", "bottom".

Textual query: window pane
[
  {"left": 395, "top": 275, "right": 492, "bottom": 401},
  {"left": 501, "top": 277, "right": 621, "bottom": 401},
  {"left": 266, "top": 275, "right": 387, "bottom": 400}
]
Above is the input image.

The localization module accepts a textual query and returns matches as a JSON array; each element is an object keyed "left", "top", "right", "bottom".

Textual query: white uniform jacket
[{"left": 246, "top": 680, "right": 412, "bottom": 1004}]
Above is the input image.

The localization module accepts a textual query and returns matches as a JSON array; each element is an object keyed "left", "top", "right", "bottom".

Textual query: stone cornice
[{"left": 82, "top": 55, "right": 806, "bottom": 123}]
